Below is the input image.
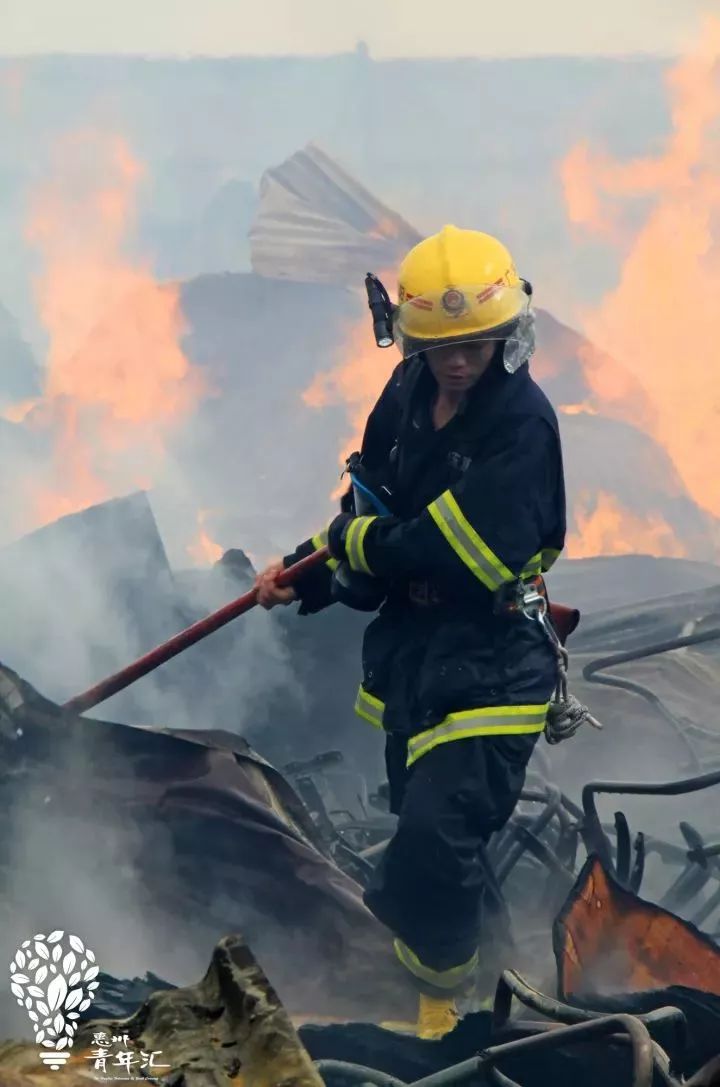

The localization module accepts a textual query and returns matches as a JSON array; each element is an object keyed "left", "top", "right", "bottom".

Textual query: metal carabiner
[{"left": 520, "top": 585, "right": 547, "bottom": 622}]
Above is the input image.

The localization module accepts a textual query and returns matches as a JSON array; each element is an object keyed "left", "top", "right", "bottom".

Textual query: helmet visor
[{"left": 393, "top": 283, "right": 535, "bottom": 373}]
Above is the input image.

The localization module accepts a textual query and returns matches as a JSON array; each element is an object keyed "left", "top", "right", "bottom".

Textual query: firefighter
[{"left": 255, "top": 225, "right": 567, "bottom": 1037}]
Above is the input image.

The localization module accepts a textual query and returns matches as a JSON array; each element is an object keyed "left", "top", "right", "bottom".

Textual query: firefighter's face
[{"left": 426, "top": 341, "right": 496, "bottom": 393}]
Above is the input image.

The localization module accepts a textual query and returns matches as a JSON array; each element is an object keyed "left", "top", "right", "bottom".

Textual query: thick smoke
[{"left": 0, "top": 34, "right": 719, "bottom": 1019}]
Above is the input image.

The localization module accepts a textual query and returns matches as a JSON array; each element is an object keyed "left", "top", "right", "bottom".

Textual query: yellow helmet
[{"left": 393, "top": 225, "right": 534, "bottom": 371}]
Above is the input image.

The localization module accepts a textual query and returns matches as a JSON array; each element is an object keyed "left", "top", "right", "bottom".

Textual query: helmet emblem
[{"left": 441, "top": 288, "right": 466, "bottom": 316}]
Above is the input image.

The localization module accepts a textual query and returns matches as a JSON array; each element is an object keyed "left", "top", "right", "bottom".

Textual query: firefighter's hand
[{"left": 255, "top": 561, "right": 297, "bottom": 609}]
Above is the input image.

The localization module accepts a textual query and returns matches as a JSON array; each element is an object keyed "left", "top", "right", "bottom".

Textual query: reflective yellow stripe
[
  {"left": 394, "top": 939, "right": 478, "bottom": 991},
  {"left": 311, "top": 529, "right": 339, "bottom": 571},
  {"left": 517, "top": 546, "right": 563, "bottom": 579},
  {"left": 427, "top": 490, "right": 514, "bottom": 592},
  {"left": 407, "top": 704, "right": 549, "bottom": 767},
  {"left": 520, "top": 552, "right": 542, "bottom": 578},
  {"left": 354, "top": 685, "right": 384, "bottom": 728},
  {"left": 345, "top": 516, "right": 377, "bottom": 575},
  {"left": 541, "top": 547, "right": 561, "bottom": 571}
]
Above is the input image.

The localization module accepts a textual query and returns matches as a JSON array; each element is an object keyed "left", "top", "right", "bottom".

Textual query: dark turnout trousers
[{"left": 363, "top": 731, "right": 539, "bottom": 990}]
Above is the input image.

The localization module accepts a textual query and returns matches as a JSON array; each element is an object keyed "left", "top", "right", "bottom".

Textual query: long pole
[{"left": 63, "top": 547, "right": 330, "bottom": 716}]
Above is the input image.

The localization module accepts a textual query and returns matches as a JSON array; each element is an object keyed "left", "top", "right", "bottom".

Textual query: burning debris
[
  {"left": 2, "top": 25, "right": 720, "bottom": 1087},
  {"left": 0, "top": 514, "right": 719, "bottom": 1077},
  {"left": 39, "top": 925, "right": 720, "bottom": 1087},
  {"left": 1, "top": 596, "right": 720, "bottom": 1082}
]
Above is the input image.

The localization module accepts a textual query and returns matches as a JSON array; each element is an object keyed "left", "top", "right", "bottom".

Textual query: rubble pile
[
  {"left": 0, "top": 619, "right": 719, "bottom": 1083},
  {"left": 0, "top": 481, "right": 719, "bottom": 1085}
]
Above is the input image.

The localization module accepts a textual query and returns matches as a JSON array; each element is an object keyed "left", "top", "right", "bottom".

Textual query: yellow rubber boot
[{"left": 416, "top": 993, "right": 459, "bottom": 1040}]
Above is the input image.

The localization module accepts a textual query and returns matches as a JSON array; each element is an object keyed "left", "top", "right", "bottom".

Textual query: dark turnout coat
[
  {"left": 286, "top": 355, "right": 566, "bottom": 762},
  {"left": 284, "top": 354, "right": 567, "bottom": 986}
]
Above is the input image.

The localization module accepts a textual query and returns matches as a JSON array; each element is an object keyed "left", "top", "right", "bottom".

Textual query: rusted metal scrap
[{"left": 554, "top": 856, "right": 720, "bottom": 998}]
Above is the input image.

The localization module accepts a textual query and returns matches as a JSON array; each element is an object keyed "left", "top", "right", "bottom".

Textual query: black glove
[{"left": 327, "top": 512, "right": 354, "bottom": 560}]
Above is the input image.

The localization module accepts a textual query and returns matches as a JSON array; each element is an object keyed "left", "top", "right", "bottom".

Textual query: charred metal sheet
[
  {"left": 0, "top": 662, "right": 415, "bottom": 1020},
  {"left": 554, "top": 857, "right": 720, "bottom": 998},
  {"left": 249, "top": 144, "right": 421, "bottom": 287}
]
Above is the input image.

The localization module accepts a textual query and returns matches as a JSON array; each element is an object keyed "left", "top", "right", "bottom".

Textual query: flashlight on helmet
[{"left": 365, "top": 273, "right": 395, "bottom": 348}]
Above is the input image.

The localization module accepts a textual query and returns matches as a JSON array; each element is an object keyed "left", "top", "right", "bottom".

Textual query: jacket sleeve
[
  {"left": 283, "top": 367, "right": 402, "bottom": 615},
  {"left": 342, "top": 416, "right": 564, "bottom": 596},
  {"left": 282, "top": 527, "right": 340, "bottom": 615}
]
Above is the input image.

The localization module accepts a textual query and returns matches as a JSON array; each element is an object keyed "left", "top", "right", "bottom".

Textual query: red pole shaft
[{"left": 63, "top": 547, "right": 330, "bottom": 716}]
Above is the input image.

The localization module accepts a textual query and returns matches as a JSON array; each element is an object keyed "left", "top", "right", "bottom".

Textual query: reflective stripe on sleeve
[
  {"left": 345, "top": 516, "right": 378, "bottom": 575},
  {"left": 354, "top": 684, "right": 385, "bottom": 728},
  {"left": 427, "top": 490, "right": 515, "bottom": 592},
  {"left": 311, "top": 529, "right": 339, "bottom": 571},
  {"left": 407, "top": 704, "right": 549, "bottom": 767},
  {"left": 520, "top": 552, "right": 542, "bottom": 578},
  {"left": 519, "top": 546, "right": 563, "bottom": 579},
  {"left": 541, "top": 547, "right": 561, "bottom": 571}
]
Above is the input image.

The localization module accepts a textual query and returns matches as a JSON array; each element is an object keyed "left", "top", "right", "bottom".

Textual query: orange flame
[
  {"left": 8, "top": 130, "right": 203, "bottom": 537},
  {"left": 2, "top": 398, "right": 40, "bottom": 424},
  {"left": 560, "top": 17, "right": 720, "bottom": 527},
  {"left": 566, "top": 491, "right": 687, "bottom": 560},
  {"left": 186, "top": 510, "right": 224, "bottom": 566},
  {"left": 559, "top": 402, "right": 599, "bottom": 416}
]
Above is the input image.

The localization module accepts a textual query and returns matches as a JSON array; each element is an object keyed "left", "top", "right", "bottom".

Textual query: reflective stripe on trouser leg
[
  {"left": 354, "top": 684, "right": 385, "bottom": 728},
  {"left": 394, "top": 939, "right": 478, "bottom": 991},
  {"left": 407, "top": 704, "right": 549, "bottom": 767}
]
